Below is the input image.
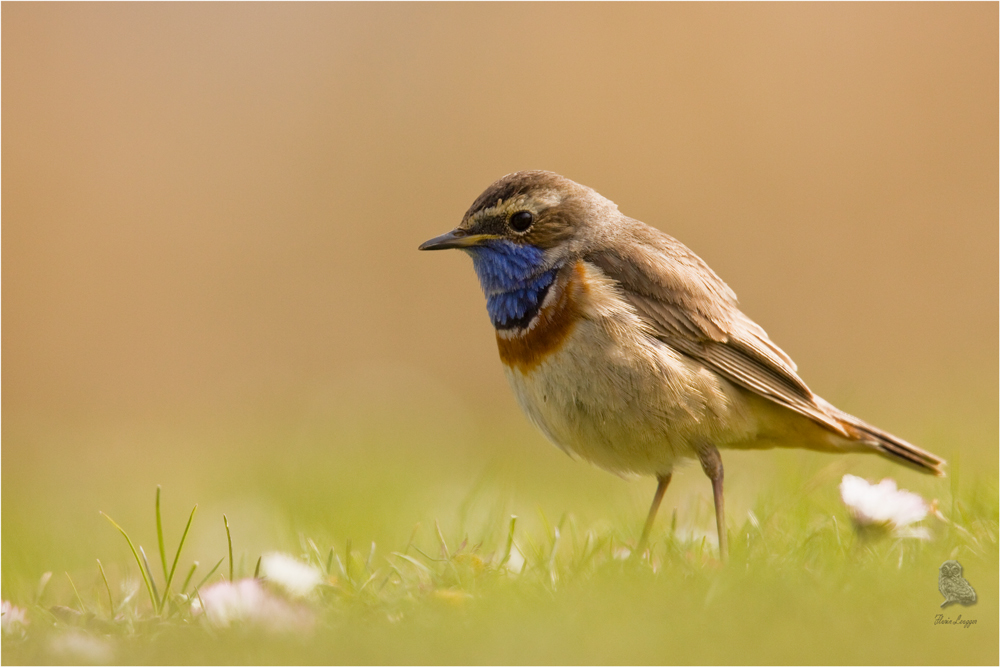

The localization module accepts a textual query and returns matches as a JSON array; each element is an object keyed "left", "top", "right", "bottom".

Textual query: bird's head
[
  {"left": 419, "top": 170, "right": 617, "bottom": 296},
  {"left": 940, "top": 560, "right": 963, "bottom": 577}
]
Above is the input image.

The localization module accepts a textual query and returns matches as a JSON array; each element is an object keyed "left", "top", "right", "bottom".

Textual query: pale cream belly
[{"left": 501, "top": 318, "right": 759, "bottom": 476}]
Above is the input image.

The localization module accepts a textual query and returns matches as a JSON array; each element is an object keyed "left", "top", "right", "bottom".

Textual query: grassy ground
[{"left": 2, "top": 403, "right": 997, "bottom": 665}]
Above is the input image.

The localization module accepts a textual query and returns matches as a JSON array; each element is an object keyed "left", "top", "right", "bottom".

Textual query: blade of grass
[
  {"left": 195, "top": 589, "right": 206, "bottom": 617},
  {"left": 537, "top": 508, "right": 553, "bottom": 544},
  {"left": 307, "top": 538, "right": 324, "bottom": 571},
  {"left": 389, "top": 552, "right": 433, "bottom": 576},
  {"left": 35, "top": 571, "right": 53, "bottom": 605},
  {"left": 180, "top": 562, "right": 199, "bottom": 596},
  {"left": 118, "top": 582, "right": 138, "bottom": 609},
  {"left": 333, "top": 552, "right": 347, "bottom": 578},
  {"left": 100, "top": 512, "right": 157, "bottom": 610},
  {"left": 522, "top": 531, "right": 544, "bottom": 570},
  {"left": 138, "top": 546, "right": 162, "bottom": 612},
  {"left": 410, "top": 545, "right": 446, "bottom": 562},
  {"left": 548, "top": 526, "right": 561, "bottom": 588},
  {"left": 223, "top": 515, "right": 233, "bottom": 581},
  {"left": 403, "top": 522, "right": 421, "bottom": 556},
  {"left": 499, "top": 515, "right": 518, "bottom": 567},
  {"left": 355, "top": 570, "right": 380, "bottom": 594},
  {"left": 577, "top": 535, "right": 608, "bottom": 572},
  {"left": 253, "top": 556, "right": 262, "bottom": 579},
  {"left": 65, "top": 572, "right": 86, "bottom": 612},
  {"left": 434, "top": 520, "right": 450, "bottom": 560},
  {"left": 389, "top": 552, "right": 433, "bottom": 587},
  {"left": 378, "top": 564, "right": 403, "bottom": 592},
  {"left": 162, "top": 504, "right": 197, "bottom": 597},
  {"left": 96, "top": 559, "right": 115, "bottom": 615},
  {"left": 156, "top": 486, "right": 169, "bottom": 583},
  {"left": 366, "top": 541, "right": 376, "bottom": 573},
  {"left": 192, "top": 557, "right": 225, "bottom": 593}
]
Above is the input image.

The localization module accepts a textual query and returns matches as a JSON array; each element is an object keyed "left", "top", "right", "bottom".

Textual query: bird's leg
[
  {"left": 697, "top": 444, "right": 728, "bottom": 561},
  {"left": 637, "top": 473, "right": 672, "bottom": 554}
]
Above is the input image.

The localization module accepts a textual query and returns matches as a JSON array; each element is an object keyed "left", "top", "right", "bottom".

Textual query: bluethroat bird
[{"left": 419, "top": 170, "right": 945, "bottom": 559}]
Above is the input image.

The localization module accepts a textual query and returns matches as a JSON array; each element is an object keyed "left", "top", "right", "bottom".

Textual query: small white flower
[
  {"left": 1, "top": 600, "right": 28, "bottom": 637},
  {"left": 259, "top": 552, "right": 323, "bottom": 598},
  {"left": 192, "top": 579, "right": 264, "bottom": 627},
  {"left": 193, "top": 579, "right": 314, "bottom": 633},
  {"left": 840, "top": 474, "right": 928, "bottom": 531}
]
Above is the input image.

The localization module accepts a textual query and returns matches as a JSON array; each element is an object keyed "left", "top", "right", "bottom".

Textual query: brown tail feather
[{"left": 836, "top": 411, "right": 946, "bottom": 476}]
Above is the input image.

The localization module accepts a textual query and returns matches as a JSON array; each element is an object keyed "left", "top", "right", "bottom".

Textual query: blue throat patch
[{"left": 466, "top": 240, "right": 559, "bottom": 330}]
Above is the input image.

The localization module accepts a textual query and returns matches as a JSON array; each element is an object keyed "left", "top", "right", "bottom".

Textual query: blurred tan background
[{"left": 3, "top": 3, "right": 997, "bottom": 542}]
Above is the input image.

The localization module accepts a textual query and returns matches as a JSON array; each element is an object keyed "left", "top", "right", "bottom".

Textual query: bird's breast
[
  {"left": 494, "top": 259, "right": 760, "bottom": 476},
  {"left": 495, "top": 261, "right": 586, "bottom": 373}
]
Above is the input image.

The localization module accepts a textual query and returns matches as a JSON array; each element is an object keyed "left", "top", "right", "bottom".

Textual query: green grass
[{"left": 2, "top": 408, "right": 997, "bottom": 664}]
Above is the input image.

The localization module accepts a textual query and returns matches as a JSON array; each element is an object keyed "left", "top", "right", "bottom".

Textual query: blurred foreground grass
[{"left": 2, "top": 398, "right": 997, "bottom": 665}]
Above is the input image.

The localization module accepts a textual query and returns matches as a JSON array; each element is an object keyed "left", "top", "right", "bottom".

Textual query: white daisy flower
[
  {"left": 192, "top": 579, "right": 313, "bottom": 633},
  {"left": 839, "top": 474, "right": 929, "bottom": 536},
  {"left": 1, "top": 600, "right": 28, "bottom": 637},
  {"left": 259, "top": 552, "right": 324, "bottom": 598}
]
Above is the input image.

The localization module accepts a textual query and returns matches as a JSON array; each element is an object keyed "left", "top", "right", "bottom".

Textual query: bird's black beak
[{"left": 418, "top": 228, "right": 497, "bottom": 251}]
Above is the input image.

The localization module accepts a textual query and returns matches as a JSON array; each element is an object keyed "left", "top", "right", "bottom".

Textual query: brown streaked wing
[{"left": 584, "top": 231, "right": 851, "bottom": 437}]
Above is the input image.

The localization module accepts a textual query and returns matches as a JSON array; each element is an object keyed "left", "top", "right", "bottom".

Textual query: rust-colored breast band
[{"left": 496, "top": 261, "right": 586, "bottom": 373}]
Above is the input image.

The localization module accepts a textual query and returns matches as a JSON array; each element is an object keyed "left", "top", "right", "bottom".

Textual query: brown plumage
[
  {"left": 421, "top": 170, "right": 946, "bottom": 559},
  {"left": 583, "top": 216, "right": 945, "bottom": 476}
]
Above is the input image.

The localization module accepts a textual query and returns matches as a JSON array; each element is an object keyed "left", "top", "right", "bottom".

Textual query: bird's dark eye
[{"left": 509, "top": 211, "right": 534, "bottom": 233}]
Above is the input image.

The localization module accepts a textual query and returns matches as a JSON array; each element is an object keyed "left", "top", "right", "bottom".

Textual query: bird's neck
[{"left": 467, "top": 241, "right": 559, "bottom": 330}]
